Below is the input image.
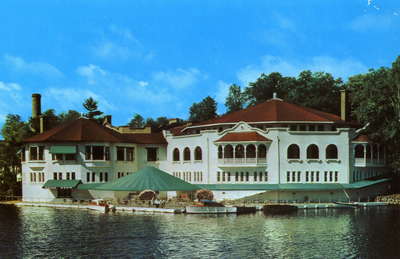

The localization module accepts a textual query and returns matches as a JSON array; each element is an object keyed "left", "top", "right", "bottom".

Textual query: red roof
[
  {"left": 215, "top": 132, "right": 271, "bottom": 142},
  {"left": 24, "top": 118, "right": 167, "bottom": 144},
  {"left": 172, "top": 99, "right": 351, "bottom": 136},
  {"left": 353, "top": 134, "right": 370, "bottom": 143}
]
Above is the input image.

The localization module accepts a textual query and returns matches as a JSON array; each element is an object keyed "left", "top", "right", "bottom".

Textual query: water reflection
[{"left": 0, "top": 205, "right": 400, "bottom": 258}]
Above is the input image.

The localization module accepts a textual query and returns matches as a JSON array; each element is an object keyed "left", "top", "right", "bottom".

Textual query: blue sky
[{"left": 0, "top": 0, "right": 399, "bottom": 130}]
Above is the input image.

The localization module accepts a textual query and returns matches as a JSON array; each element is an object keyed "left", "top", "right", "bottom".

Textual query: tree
[
  {"left": 225, "top": 84, "right": 245, "bottom": 113},
  {"left": 128, "top": 114, "right": 145, "bottom": 128},
  {"left": 189, "top": 96, "right": 217, "bottom": 122},
  {"left": 1, "top": 114, "right": 31, "bottom": 144},
  {"left": 83, "top": 97, "right": 103, "bottom": 119},
  {"left": 42, "top": 109, "right": 61, "bottom": 130},
  {"left": 59, "top": 110, "right": 81, "bottom": 124}
]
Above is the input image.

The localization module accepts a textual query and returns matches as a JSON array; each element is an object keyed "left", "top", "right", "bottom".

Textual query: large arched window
[
  {"left": 355, "top": 145, "right": 364, "bottom": 158},
  {"left": 194, "top": 146, "right": 202, "bottom": 160},
  {"left": 307, "top": 144, "right": 319, "bottom": 159},
  {"left": 183, "top": 147, "right": 191, "bottom": 161},
  {"left": 246, "top": 144, "right": 256, "bottom": 158},
  {"left": 326, "top": 144, "right": 338, "bottom": 159},
  {"left": 173, "top": 148, "right": 180, "bottom": 161},
  {"left": 258, "top": 144, "right": 267, "bottom": 158},
  {"left": 287, "top": 144, "right": 300, "bottom": 159},
  {"left": 224, "top": 145, "right": 233, "bottom": 158},
  {"left": 235, "top": 145, "right": 244, "bottom": 158}
]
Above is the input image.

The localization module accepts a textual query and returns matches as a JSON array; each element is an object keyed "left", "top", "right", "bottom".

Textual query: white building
[{"left": 21, "top": 93, "right": 391, "bottom": 202}]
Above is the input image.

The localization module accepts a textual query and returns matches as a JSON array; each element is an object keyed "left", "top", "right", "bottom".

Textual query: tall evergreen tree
[{"left": 225, "top": 84, "right": 245, "bottom": 113}]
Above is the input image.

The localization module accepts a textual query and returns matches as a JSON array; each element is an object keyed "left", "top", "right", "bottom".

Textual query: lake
[{"left": 1, "top": 205, "right": 400, "bottom": 258}]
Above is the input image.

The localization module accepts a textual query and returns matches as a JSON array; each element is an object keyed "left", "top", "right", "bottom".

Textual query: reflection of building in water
[{"left": 21, "top": 92, "right": 391, "bottom": 202}]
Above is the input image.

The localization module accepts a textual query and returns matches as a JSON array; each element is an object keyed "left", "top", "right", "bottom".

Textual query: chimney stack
[
  {"left": 340, "top": 89, "right": 348, "bottom": 121},
  {"left": 32, "top": 93, "right": 41, "bottom": 118}
]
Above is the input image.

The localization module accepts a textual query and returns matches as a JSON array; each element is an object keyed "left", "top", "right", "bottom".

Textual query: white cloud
[
  {"left": 3, "top": 55, "right": 63, "bottom": 78},
  {"left": 237, "top": 55, "right": 368, "bottom": 86},
  {"left": 138, "top": 81, "right": 149, "bottom": 87},
  {"left": 152, "top": 68, "right": 203, "bottom": 89},
  {"left": 0, "top": 81, "right": 21, "bottom": 91},
  {"left": 350, "top": 13, "right": 397, "bottom": 31},
  {"left": 215, "top": 80, "right": 230, "bottom": 104},
  {"left": 76, "top": 64, "right": 107, "bottom": 85}
]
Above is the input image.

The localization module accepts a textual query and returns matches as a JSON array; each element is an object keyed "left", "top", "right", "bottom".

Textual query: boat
[{"left": 185, "top": 200, "right": 237, "bottom": 214}]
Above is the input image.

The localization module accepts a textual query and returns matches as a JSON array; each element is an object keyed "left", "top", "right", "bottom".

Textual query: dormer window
[{"left": 29, "top": 146, "right": 44, "bottom": 161}]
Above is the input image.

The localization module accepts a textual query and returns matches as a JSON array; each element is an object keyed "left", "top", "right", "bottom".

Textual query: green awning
[
  {"left": 95, "top": 166, "right": 200, "bottom": 191},
  {"left": 49, "top": 146, "right": 76, "bottom": 154},
  {"left": 43, "top": 180, "right": 81, "bottom": 189},
  {"left": 77, "top": 183, "right": 104, "bottom": 190}
]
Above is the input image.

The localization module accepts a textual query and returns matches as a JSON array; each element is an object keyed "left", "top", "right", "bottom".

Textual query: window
[
  {"left": 246, "top": 145, "right": 256, "bottom": 159},
  {"left": 71, "top": 172, "right": 76, "bottom": 180},
  {"left": 93, "top": 146, "right": 104, "bottom": 160},
  {"left": 227, "top": 172, "right": 231, "bottom": 182},
  {"left": 299, "top": 125, "right": 306, "bottom": 131},
  {"left": 324, "top": 171, "right": 328, "bottom": 182},
  {"left": 240, "top": 172, "right": 244, "bottom": 181},
  {"left": 290, "top": 125, "right": 297, "bottom": 131},
  {"left": 38, "top": 146, "right": 44, "bottom": 160},
  {"left": 306, "top": 171, "right": 309, "bottom": 182},
  {"left": 92, "top": 172, "right": 95, "bottom": 182},
  {"left": 217, "top": 172, "right": 220, "bottom": 182},
  {"left": 65, "top": 154, "right": 76, "bottom": 160},
  {"left": 105, "top": 172, "right": 108, "bottom": 182},
  {"left": 147, "top": 148, "right": 158, "bottom": 162},
  {"left": 194, "top": 146, "right": 202, "bottom": 161},
  {"left": 355, "top": 145, "right": 364, "bottom": 158},
  {"left": 309, "top": 125, "right": 315, "bottom": 131},
  {"left": 287, "top": 171, "right": 290, "bottom": 182},
  {"left": 66, "top": 172, "right": 70, "bottom": 180},
  {"left": 126, "top": 148, "right": 134, "bottom": 161},
  {"left": 292, "top": 171, "right": 296, "bottom": 182},
  {"left": 87, "top": 172, "right": 90, "bottom": 182},
  {"left": 265, "top": 172, "right": 268, "bottom": 182},
  {"left": 58, "top": 172, "right": 62, "bottom": 180},
  {"left": 311, "top": 171, "right": 314, "bottom": 182},
  {"left": 287, "top": 144, "right": 300, "bottom": 159},
  {"left": 54, "top": 172, "right": 57, "bottom": 180},
  {"left": 258, "top": 144, "right": 267, "bottom": 158},
  {"left": 20, "top": 148, "right": 26, "bottom": 161},
  {"left": 100, "top": 172, "right": 103, "bottom": 182},
  {"left": 246, "top": 172, "right": 249, "bottom": 182},
  {"left": 173, "top": 148, "right": 180, "bottom": 161},
  {"left": 326, "top": 144, "right": 338, "bottom": 159},
  {"left": 184, "top": 147, "right": 191, "bottom": 161},
  {"left": 254, "top": 172, "right": 258, "bottom": 181},
  {"left": 235, "top": 172, "right": 239, "bottom": 181},
  {"left": 260, "top": 172, "right": 263, "bottom": 181},
  {"left": 235, "top": 145, "right": 245, "bottom": 158},
  {"left": 297, "top": 172, "right": 301, "bottom": 182},
  {"left": 29, "top": 146, "right": 44, "bottom": 160},
  {"left": 224, "top": 145, "right": 234, "bottom": 158},
  {"left": 329, "top": 171, "right": 333, "bottom": 182},
  {"left": 317, "top": 125, "right": 325, "bottom": 131},
  {"left": 307, "top": 144, "right": 319, "bottom": 159},
  {"left": 117, "top": 147, "right": 135, "bottom": 161},
  {"left": 335, "top": 171, "right": 338, "bottom": 182},
  {"left": 85, "top": 146, "right": 110, "bottom": 160},
  {"left": 222, "top": 172, "right": 226, "bottom": 181},
  {"left": 218, "top": 146, "right": 223, "bottom": 159},
  {"left": 316, "top": 171, "right": 319, "bottom": 182},
  {"left": 56, "top": 188, "right": 72, "bottom": 198},
  {"left": 117, "top": 147, "right": 125, "bottom": 161}
]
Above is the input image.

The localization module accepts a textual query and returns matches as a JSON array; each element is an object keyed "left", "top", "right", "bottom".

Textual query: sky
[{"left": 0, "top": 0, "right": 399, "bottom": 130}]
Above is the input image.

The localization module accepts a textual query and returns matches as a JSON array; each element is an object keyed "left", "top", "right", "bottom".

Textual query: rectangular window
[
  {"left": 42, "top": 172, "right": 45, "bottom": 182},
  {"left": 105, "top": 147, "right": 110, "bottom": 160},
  {"left": 260, "top": 172, "right": 263, "bottom": 181},
  {"left": 126, "top": 147, "right": 134, "bottom": 161},
  {"left": 53, "top": 172, "right": 57, "bottom": 180},
  {"left": 65, "top": 154, "right": 76, "bottom": 161},
  {"left": 265, "top": 172, "right": 268, "bottom": 182},
  {"left": 147, "top": 148, "right": 157, "bottom": 161},
  {"left": 292, "top": 171, "right": 296, "bottom": 182},
  {"left": 299, "top": 125, "right": 306, "bottom": 131},
  {"left": 52, "top": 153, "right": 63, "bottom": 160},
  {"left": 309, "top": 125, "right": 315, "bottom": 131},
  {"left": 222, "top": 172, "right": 226, "bottom": 181},
  {"left": 87, "top": 172, "right": 90, "bottom": 182},
  {"left": 104, "top": 172, "right": 108, "bottom": 182},
  {"left": 235, "top": 172, "right": 238, "bottom": 182},
  {"left": 93, "top": 146, "right": 104, "bottom": 160},
  {"left": 30, "top": 173, "right": 33, "bottom": 182},
  {"left": 240, "top": 172, "right": 244, "bottom": 182},
  {"left": 316, "top": 171, "right": 320, "bottom": 182},
  {"left": 92, "top": 172, "right": 95, "bottom": 182},
  {"left": 318, "top": 125, "right": 324, "bottom": 131},
  {"left": 227, "top": 172, "right": 231, "bottom": 182},
  {"left": 329, "top": 171, "right": 333, "bottom": 182},
  {"left": 217, "top": 172, "right": 220, "bottom": 182},
  {"left": 100, "top": 172, "right": 103, "bottom": 182},
  {"left": 311, "top": 171, "right": 314, "bottom": 182},
  {"left": 246, "top": 172, "right": 249, "bottom": 182},
  {"left": 287, "top": 171, "right": 290, "bottom": 182},
  {"left": 306, "top": 171, "right": 309, "bottom": 182},
  {"left": 335, "top": 171, "right": 338, "bottom": 182},
  {"left": 85, "top": 146, "right": 92, "bottom": 160},
  {"left": 117, "top": 147, "right": 125, "bottom": 161},
  {"left": 58, "top": 172, "right": 62, "bottom": 180},
  {"left": 66, "top": 172, "right": 70, "bottom": 180},
  {"left": 254, "top": 172, "right": 258, "bottom": 181},
  {"left": 324, "top": 171, "right": 328, "bottom": 182},
  {"left": 297, "top": 171, "right": 301, "bottom": 182},
  {"left": 33, "top": 173, "right": 37, "bottom": 182},
  {"left": 30, "top": 146, "right": 38, "bottom": 160},
  {"left": 38, "top": 146, "right": 44, "bottom": 160},
  {"left": 290, "top": 125, "right": 297, "bottom": 131},
  {"left": 71, "top": 172, "right": 76, "bottom": 180}
]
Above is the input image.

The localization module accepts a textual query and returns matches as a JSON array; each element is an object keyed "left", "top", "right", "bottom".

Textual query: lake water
[{"left": 1, "top": 205, "right": 400, "bottom": 258}]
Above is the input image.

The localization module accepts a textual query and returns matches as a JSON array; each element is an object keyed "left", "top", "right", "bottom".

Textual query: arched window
[
  {"left": 183, "top": 147, "right": 191, "bottom": 161},
  {"left": 326, "top": 144, "right": 338, "bottom": 159},
  {"left": 194, "top": 146, "right": 202, "bottom": 160},
  {"left": 355, "top": 145, "right": 364, "bottom": 158},
  {"left": 307, "top": 144, "right": 319, "bottom": 159},
  {"left": 173, "top": 148, "right": 180, "bottom": 161},
  {"left": 224, "top": 145, "right": 233, "bottom": 158},
  {"left": 258, "top": 144, "right": 267, "bottom": 158},
  {"left": 246, "top": 144, "right": 256, "bottom": 158},
  {"left": 218, "top": 146, "right": 223, "bottom": 159},
  {"left": 287, "top": 144, "right": 300, "bottom": 159},
  {"left": 235, "top": 145, "right": 244, "bottom": 158}
]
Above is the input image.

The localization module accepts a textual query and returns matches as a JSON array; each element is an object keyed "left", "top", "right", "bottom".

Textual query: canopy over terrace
[{"left": 94, "top": 166, "right": 200, "bottom": 192}]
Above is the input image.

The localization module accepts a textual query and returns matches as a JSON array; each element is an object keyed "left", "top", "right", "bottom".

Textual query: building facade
[{"left": 21, "top": 93, "right": 391, "bottom": 202}]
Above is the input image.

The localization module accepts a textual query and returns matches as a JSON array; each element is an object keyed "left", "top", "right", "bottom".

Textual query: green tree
[
  {"left": 59, "top": 110, "right": 81, "bottom": 124},
  {"left": 1, "top": 114, "right": 31, "bottom": 144},
  {"left": 189, "top": 96, "right": 217, "bottom": 122},
  {"left": 42, "top": 109, "right": 61, "bottom": 130},
  {"left": 128, "top": 114, "right": 145, "bottom": 128},
  {"left": 225, "top": 84, "right": 245, "bottom": 113},
  {"left": 83, "top": 97, "right": 103, "bottom": 119}
]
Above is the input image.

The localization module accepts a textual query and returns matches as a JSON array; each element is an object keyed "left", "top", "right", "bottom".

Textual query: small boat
[
  {"left": 333, "top": 201, "right": 361, "bottom": 208},
  {"left": 185, "top": 200, "right": 237, "bottom": 214}
]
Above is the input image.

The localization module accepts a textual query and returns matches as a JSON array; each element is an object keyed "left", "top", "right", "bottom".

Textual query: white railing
[
  {"left": 354, "top": 158, "right": 385, "bottom": 166},
  {"left": 218, "top": 157, "right": 267, "bottom": 165}
]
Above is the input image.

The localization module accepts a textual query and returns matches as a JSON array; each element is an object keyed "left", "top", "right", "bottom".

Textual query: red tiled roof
[
  {"left": 215, "top": 132, "right": 271, "bottom": 142},
  {"left": 353, "top": 134, "right": 370, "bottom": 142},
  {"left": 24, "top": 118, "right": 167, "bottom": 144},
  {"left": 172, "top": 99, "right": 350, "bottom": 136}
]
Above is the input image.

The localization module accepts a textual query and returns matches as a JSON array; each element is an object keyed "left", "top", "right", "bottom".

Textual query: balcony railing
[
  {"left": 218, "top": 157, "right": 267, "bottom": 167},
  {"left": 354, "top": 158, "right": 385, "bottom": 167}
]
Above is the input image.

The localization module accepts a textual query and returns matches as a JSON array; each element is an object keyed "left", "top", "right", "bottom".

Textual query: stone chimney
[
  {"left": 32, "top": 93, "right": 41, "bottom": 118},
  {"left": 340, "top": 89, "right": 348, "bottom": 121}
]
